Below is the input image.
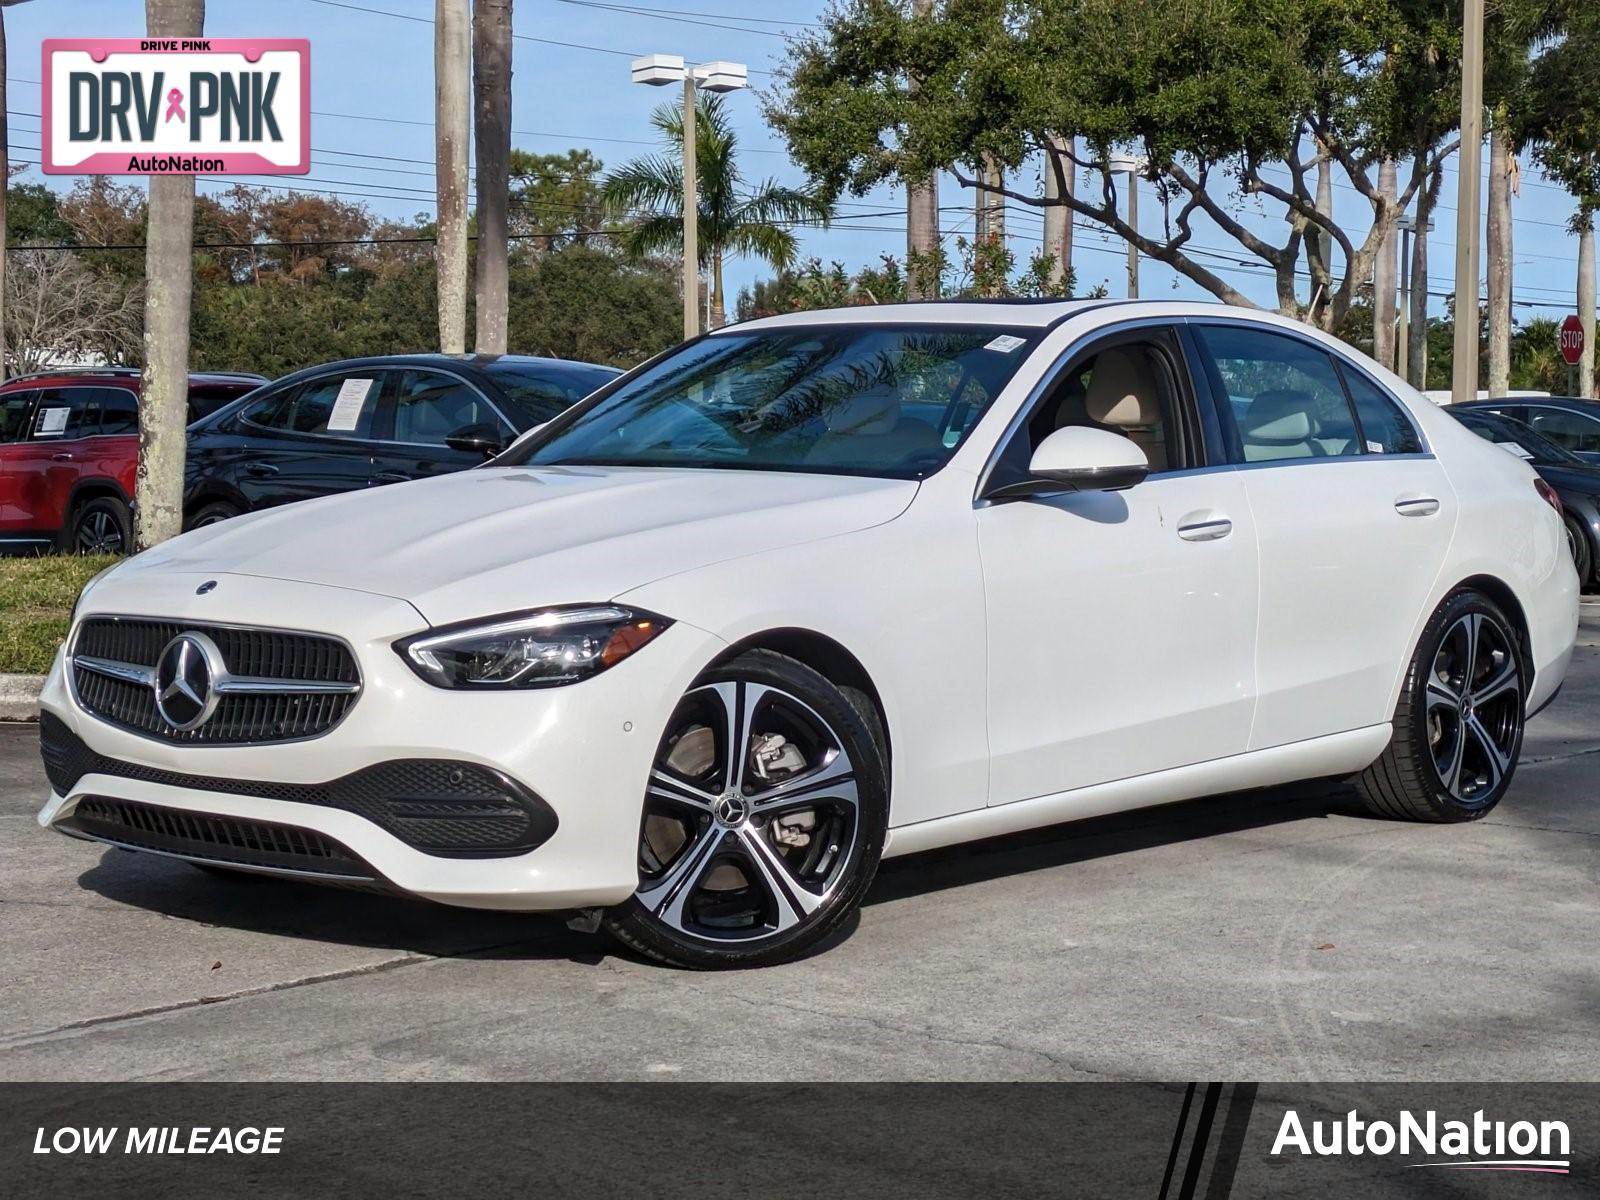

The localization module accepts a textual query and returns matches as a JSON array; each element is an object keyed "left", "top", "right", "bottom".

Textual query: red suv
[{"left": 0, "top": 368, "right": 264, "bottom": 554}]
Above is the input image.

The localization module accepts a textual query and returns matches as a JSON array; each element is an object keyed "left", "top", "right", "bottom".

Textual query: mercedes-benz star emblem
[
  {"left": 196, "top": 580, "right": 218, "bottom": 595},
  {"left": 153, "top": 632, "right": 225, "bottom": 731},
  {"left": 713, "top": 792, "right": 750, "bottom": 827}
]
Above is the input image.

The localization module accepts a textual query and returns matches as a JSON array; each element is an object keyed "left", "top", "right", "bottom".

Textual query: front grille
[
  {"left": 41, "top": 714, "right": 559, "bottom": 857},
  {"left": 71, "top": 616, "right": 360, "bottom": 744},
  {"left": 61, "top": 797, "right": 373, "bottom": 878}
]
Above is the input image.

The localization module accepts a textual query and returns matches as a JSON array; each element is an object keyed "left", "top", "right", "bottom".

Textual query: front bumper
[{"left": 37, "top": 571, "right": 725, "bottom": 910}]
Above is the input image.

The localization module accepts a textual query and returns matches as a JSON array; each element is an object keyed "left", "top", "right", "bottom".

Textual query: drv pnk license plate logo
[{"left": 42, "top": 38, "right": 309, "bottom": 175}]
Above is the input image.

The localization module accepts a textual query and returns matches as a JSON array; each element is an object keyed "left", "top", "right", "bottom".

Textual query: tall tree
[
  {"left": 1408, "top": 167, "right": 1445, "bottom": 390},
  {"left": 603, "top": 93, "right": 832, "bottom": 328},
  {"left": 770, "top": 0, "right": 1548, "bottom": 333},
  {"left": 508, "top": 148, "right": 607, "bottom": 248},
  {"left": 435, "top": 0, "right": 469, "bottom": 353},
  {"left": 473, "top": 0, "right": 512, "bottom": 354},
  {"left": 1580, "top": 216, "right": 1596, "bottom": 398},
  {"left": 0, "top": 0, "right": 35, "bottom": 378},
  {"left": 1042, "top": 135, "right": 1074, "bottom": 293},
  {"left": 135, "top": 0, "right": 204, "bottom": 551},
  {"left": 905, "top": 0, "right": 940, "bottom": 298},
  {"left": 1372, "top": 158, "right": 1398, "bottom": 370}
]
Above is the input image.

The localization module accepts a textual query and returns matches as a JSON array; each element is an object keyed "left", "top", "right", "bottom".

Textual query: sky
[{"left": 5, "top": 0, "right": 1593, "bottom": 335}]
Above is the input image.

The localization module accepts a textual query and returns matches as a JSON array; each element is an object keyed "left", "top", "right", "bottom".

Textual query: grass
[{"left": 0, "top": 555, "right": 120, "bottom": 674}]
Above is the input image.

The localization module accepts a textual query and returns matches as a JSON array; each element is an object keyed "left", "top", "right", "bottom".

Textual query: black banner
[{"left": 2, "top": 1083, "right": 1593, "bottom": 1197}]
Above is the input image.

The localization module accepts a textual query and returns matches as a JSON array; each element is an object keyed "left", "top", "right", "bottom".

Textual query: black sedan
[
  {"left": 1450, "top": 407, "right": 1600, "bottom": 585},
  {"left": 1455, "top": 396, "right": 1600, "bottom": 464},
  {"left": 184, "top": 353, "right": 620, "bottom": 528}
]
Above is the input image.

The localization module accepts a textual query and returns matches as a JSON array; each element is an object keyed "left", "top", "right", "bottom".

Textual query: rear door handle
[
  {"left": 1395, "top": 496, "right": 1440, "bottom": 517},
  {"left": 244, "top": 462, "right": 279, "bottom": 477},
  {"left": 1177, "top": 516, "right": 1233, "bottom": 542},
  {"left": 374, "top": 471, "right": 413, "bottom": 484},
  {"left": 51, "top": 452, "right": 74, "bottom": 462}
]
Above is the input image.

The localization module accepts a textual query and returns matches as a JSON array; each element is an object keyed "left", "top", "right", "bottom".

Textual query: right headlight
[{"left": 395, "top": 605, "right": 671, "bottom": 690}]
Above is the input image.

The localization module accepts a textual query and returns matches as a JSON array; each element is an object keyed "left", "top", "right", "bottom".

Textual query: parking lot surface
[{"left": 3, "top": 607, "right": 1598, "bottom": 1082}]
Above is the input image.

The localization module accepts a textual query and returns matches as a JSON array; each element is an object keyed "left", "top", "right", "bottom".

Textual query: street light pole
[
  {"left": 1450, "top": 0, "right": 1486, "bottom": 405},
  {"left": 681, "top": 71, "right": 698, "bottom": 342},
  {"left": 1109, "top": 151, "right": 1143, "bottom": 299},
  {"left": 632, "top": 55, "right": 747, "bottom": 342}
]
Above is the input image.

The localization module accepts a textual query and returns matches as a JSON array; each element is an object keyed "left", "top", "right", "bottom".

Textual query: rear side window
[
  {"left": 1524, "top": 407, "right": 1600, "bottom": 454},
  {"left": 0, "top": 390, "right": 38, "bottom": 443},
  {"left": 97, "top": 388, "right": 140, "bottom": 436},
  {"left": 187, "top": 384, "right": 255, "bottom": 422},
  {"left": 1196, "top": 325, "right": 1361, "bottom": 462},
  {"left": 245, "top": 374, "right": 382, "bottom": 438},
  {"left": 1340, "top": 368, "right": 1422, "bottom": 454}
]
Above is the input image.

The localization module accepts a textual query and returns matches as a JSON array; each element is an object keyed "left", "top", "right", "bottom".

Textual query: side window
[
  {"left": 1340, "top": 367, "right": 1422, "bottom": 454},
  {"left": 1196, "top": 325, "right": 1360, "bottom": 462},
  {"left": 1525, "top": 408, "right": 1600, "bottom": 454},
  {"left": 96, "top": 388, "right": 140, "bottom": 436},
  {"left": 0, "top": 390, "right": 39, "bottom": 443},
  {"left": 30, "top": 388, "right": 96, "bottom": 440},
  {"left": 393, "top": 370, "right": 502, "bottom": 445},
  {"left": 1021, "top": 337, "right": 1188, "bottom": 474},
  {"left": 245, "top": 374, "right": 381, "bottom": 438}
]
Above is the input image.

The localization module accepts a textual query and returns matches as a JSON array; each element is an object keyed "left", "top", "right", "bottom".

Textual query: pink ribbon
[{"left": 164, "top": 88, "right": 185, "bottom": 123}]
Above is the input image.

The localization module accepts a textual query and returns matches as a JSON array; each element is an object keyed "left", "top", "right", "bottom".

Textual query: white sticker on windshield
[
  {"left": 327, "top": 378, "right": 375, "bottom": 432},
  {"left": 35, "top": 406, "right": 69, "bottom": 436},
  {"left": 984, "top": 334, "right": 1027, "bottom": 354}
]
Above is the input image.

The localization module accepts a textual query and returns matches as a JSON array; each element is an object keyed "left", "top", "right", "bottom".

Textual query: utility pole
[
  {"left": 435, "top": 0, "right": 469, "bottom": 354},
  {"left": 1450, "top": 0, "right": 1485, "bottom": 405},
  {"left": 681, "top": 71, "right": 698, "bottom": 340},
  {"left": 1580, "top": 215, "right": 1596, "bottom": 398}
]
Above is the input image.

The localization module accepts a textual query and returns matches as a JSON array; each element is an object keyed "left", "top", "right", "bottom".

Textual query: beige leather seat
[
  {"left": 1239, "top": 389, "right": 1324, "bottom": 460},
  {"left": 1084, "top": 347, "right": 1167, "bottom": 472},
  {"left": 805, "top": 383, "right": 941, "bottom": 465}
]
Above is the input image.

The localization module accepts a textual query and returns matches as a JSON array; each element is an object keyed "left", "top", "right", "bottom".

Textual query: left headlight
[{"left": 396, "top": 605, "right": 672, "bottom": 690}]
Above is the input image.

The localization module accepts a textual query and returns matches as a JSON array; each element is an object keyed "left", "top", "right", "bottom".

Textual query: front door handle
[
  {"left": 1395, "top": 496, "right": 1440, "bottom": 517},
  {"left": 244, "top": 462, "right": 279, "bottom": 477},
  {"left": 374, "top": 471, "right": 413, "bottom": 484},
  {"left": 51, "top": 452, "right": 74, "bottom": 462},
  {"left": 1177, "top": 516, "right": 1233, "bottom": 542}
]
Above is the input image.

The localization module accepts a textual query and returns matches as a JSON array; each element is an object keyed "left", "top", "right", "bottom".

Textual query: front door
[
  {"left": 230, "top": 370, "right": 388, "bottom": 509},
  {"left": 370, "top": 368, "right": 514, "bottom": 485},
  {"left": 977, "top": 327, "right": 1260, "bottom": 805}
]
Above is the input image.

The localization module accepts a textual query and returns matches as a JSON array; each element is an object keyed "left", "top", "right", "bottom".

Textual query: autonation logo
[{"left": 1272, "top": 1108, "right": 1572, "bottom": 1175}]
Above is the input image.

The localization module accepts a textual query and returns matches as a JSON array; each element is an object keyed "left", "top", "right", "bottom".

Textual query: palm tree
[
  {"left": 604, "top": 93, "right": 832, "bottom": 327},
  {"left": 136, "top": 0, "right": 204, "bottom": 549},
  {"left": 473, "top": 0, "right": 512, "bottom": 354},
  {"left": 434, "top": 0, "right": 469, "bottom": 354}
]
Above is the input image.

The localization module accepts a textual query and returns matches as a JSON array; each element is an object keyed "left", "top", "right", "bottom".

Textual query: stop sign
[{"left": 1559, "top": 315, "right": 1586, "bottom": 366}]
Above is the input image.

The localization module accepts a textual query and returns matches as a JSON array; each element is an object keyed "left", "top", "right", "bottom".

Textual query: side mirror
[
  {"left": 445, "top": 423, "right": 507, "bottom": 459},
  {"left": 987, "top": 426, "right": 1149, "bottom": 501}
]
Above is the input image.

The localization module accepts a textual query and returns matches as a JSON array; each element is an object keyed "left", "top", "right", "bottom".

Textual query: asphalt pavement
[{"left": 3, "top": 607, "right": 1598, "bottom": 1082}]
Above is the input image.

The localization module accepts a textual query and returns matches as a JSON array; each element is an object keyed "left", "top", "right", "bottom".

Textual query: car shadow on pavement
[
  {"left": 866, "top": 777, "right": 1367, "bottom": 907},
  {"left": 74, "top": 851, "right": 600, "bottom": 962}
]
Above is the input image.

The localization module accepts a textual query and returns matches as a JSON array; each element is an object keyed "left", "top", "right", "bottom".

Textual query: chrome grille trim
[{"left": 69, "top": 615, "right": 363, "bottom": 745}]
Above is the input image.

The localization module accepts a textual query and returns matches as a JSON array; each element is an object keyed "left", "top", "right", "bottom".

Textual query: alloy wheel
[
  {"left": 75, "top": 509, "right": 125, "bottom": 555},
  {"left": 1424, "top": 612, "right": 1522, "bottom": 802},
  {"left": 637, "top": 679, "right": 862, "bottom": 944}
]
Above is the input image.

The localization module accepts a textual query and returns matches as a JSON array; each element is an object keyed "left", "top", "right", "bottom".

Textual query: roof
[
  {"left": 270, "top": 352, "right": 620, "bottom": 385},
  {"left": 719, "top": 296, "right": 1302, "bottom": 333},
  {"left": 0, "top": 367, "right": 266, "bottom": 390}
]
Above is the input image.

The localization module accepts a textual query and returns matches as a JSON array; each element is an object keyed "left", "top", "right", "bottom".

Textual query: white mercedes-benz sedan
[{"left": 38, "top": 301, "right": 1578, "bottom": 967}]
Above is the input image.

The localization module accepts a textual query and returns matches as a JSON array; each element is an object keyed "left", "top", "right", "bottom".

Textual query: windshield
[
  {"left": 484, "top": 361, "right": 621, "bottom": 430},
  {"left": 506, "top": 324, "right": 1039, "bottom": 479},
  {"left": 1463, "top": 413, "right": 1585, "bottom": 465}
]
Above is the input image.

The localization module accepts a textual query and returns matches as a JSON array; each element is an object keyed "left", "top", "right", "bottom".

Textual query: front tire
[
  {"left": 64, "top": 496, "right": 131, "bottom": 556},
  {"left": 1355, "top": 591, "right": 1526, "bottom": 822},
  {"left": 605, "top": 650, "right": 888, "bottom": 969},
  {"left": 188, "top": 500, "right": 242, "bottom": 530}
]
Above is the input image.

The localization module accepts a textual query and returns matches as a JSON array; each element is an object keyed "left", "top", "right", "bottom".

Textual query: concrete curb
[{"left": 0, "top": 675, "right": 46, "bottom": 721}]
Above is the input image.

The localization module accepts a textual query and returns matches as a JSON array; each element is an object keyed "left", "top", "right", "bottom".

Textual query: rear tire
[
  {"left": 64, "top": 496, "right": 131, "bottom": 556},
  {"left": 604, "top": 649, "right": 888, "bottom": 969},
  {"left": 1563, "top": 514, "right": 1592, "bottom": 587},
  {"left": 1355, "top": 590, "right": 1526, "bottom": 822}
]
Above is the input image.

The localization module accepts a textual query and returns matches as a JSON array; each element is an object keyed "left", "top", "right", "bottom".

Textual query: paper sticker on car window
[
  {"left": 35, "top": 407, "right": 69, "bottom": 436},
  {"left": 1366, "top": 440, "right": 1386, "bottom": 454},
  {"left": 327, "top": 378, "right": 375, "bottom": 432},
  {"left": 1502, "top": 441, "right": 1534, "bottom": 460},
  {"left": 984, "top": 334, "right": 1027, "bottom": 354}
]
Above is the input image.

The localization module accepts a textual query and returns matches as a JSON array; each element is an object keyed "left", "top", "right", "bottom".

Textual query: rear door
[
  {"left": 0, "top": 389, "right": 41, "bottom": 537},
  {"left": 370, "top": 368, "right": 514, "bottom": 485},
  {"left": 229, "top": 369, "right": 389, "bottom": 508},
  {"left": 1191, "top": 321, "right": 1456, "bottom": 748}
]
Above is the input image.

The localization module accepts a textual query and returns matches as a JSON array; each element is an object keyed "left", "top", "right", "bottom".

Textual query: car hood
[{"left": 126, "top": 465, "right": 919, "bottom": 625}]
